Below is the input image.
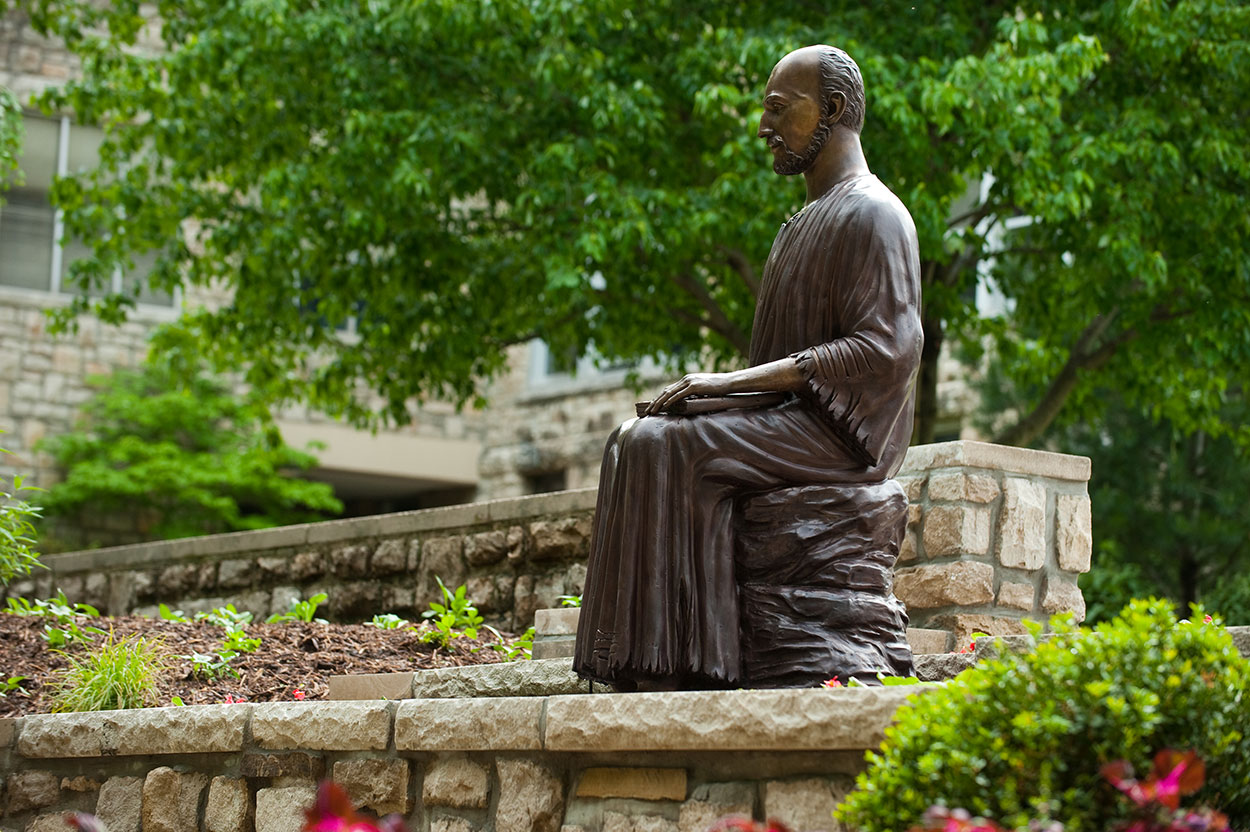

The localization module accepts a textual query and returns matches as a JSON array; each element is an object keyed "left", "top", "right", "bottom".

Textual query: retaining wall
[{"left": 2, "top": 441, "right": 1092, "bottom": 636}]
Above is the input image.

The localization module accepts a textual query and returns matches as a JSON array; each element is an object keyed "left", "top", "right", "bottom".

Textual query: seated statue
[{"left": 573, "top": 45, "right": 922, "bottom": 691}]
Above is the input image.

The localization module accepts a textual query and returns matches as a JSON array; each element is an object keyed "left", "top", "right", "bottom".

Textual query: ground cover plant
[{"left": 837, "top": 600, "right": 1250, "bottom": 832}]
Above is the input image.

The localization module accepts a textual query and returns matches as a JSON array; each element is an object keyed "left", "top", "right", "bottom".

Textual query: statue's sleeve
[{"left": 791, "top": 198, "right": 923, "bottom": 468}]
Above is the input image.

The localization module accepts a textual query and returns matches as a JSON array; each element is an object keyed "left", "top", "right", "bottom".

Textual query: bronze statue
[{"left": 574, "top": 45, "right": 921, "bottom": 690}]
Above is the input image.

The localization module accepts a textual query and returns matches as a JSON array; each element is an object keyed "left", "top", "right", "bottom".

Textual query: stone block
[
  {"left": 532, "top": 636, "right": 576, "bottom": 660},
  {"left": 421, "top": 756, "right": 489, "bottom": 809},
  {"left": 535, "top": 607, "right": 581, "bottom": 636},
  {"left": 240, "top": 753, "right": 325, "bottom": 780},
  {"left": 330, "top": 543, "right": 371, "bottom": 578},
  {"left": 762, "top": 777, "right": 848, "bottom": 832},
  {"left": 465, "top": 574, "right": 511, "bottom": 614},
  {"left": 327, "top": 672, "right": 414, "bottom": 701},
  {"left": 255, "top": 785, "right": 316, "bottom": 832},
  {"left": 26, "top": 815, "right": 76, "bottom": 832},
  {"left": 5, "top": 770, "right": 58, "bottom": 814},
  {"left": 257, "top": 556, "right": 290, "bottom": 580},
  {"left": 290, "top": 551, "right": 325, "bottom": 580},
  {"left": 417, "top": 537, "right": 467, "bottom": 603},
  {"left": 410, "top": 659, "right": 587, "bottom": 699},
  {"left": 205, "top": 777, "right": 251, "bottom": 832},
  {"left": 603, "top": 812, "right": 678, "bottom": 832},
  {"left": 997, "top": 581, "right": 1036, "bottom": 611},
  {"left": 333, "top": 758, "right": 410, "bottom": 815},
  {"left": 0, "top": 717, "right": 14, "bottom": 748},
  {"left": 898, "top": 529, "right": 918, "bottom": 564},
  {"left": 513, "top": 573, "right": 567, "bottom": 631},
  {"left": 60, "top": 776, "right": 100, "bottom": 792},
  {"left": 901, "top": 441, "right": 1091, "bottom": 483},
  {"left": 914, "top": 651, "right": 978, "bottom": 682},
  {"left": 894, "top": 562, "right": 995, "bottom": 610},
  {"left": 372, "top": 539, "right": 407, "bottom": 575},
  {"left": 1042, "top": 576, "right": 1087, "bottom": 620},
  {"left": 897, "top": 474, "right": 925, "bottom": 501},
  {"left": 95, "top": 777, "right": 143, "bottom": 832},
  {"left": 1056, "top": 494, "right": 1093, "bottom": 573},
  {"left": 327, "top": 581, "right": 381, "bottom": 620},
  {"left": 464, "top": 528, "right": 510, "bottom": 566},
  {"left": 252, "top": 701, "right": 391, "bottom": 750},
  {"left": 430, "top": 819, "right": 475, "bottom": 832},
  {"left": 928, "top": 470, "right": 1000, "bottom": 504},
  {"left": 545, "top": 687, "right": 923, "bottom": 752},
  {"left": 381, "top": 585, "right": 417, "bottom": 613},
  {"left": 529, "top": 516, "right": 591, "bottom": 561},
  {"left": 495, "top": 759, "right": 564, "bottom": 832},
  {"left": 142, "top": 767, "right": 208, "bottom": 832},
  {"left": 576, "top": 768, "right": 686, "bottom": 801},
  {"left": 16, "top": 712, "right": 105, "bottom": 757},
  {"left": 906, "top": 628, "right": 950, "bottom": 654},
  {"left": 922, "top": 504, "right": 991, "bottom": 557},
  {"left": 678, "top": 782, "right": 754, "bottom": 832},
  {"left": 395, "top": 696, "right": 543, "bottom": 751},
  {"left": 927, "top": 614, "right": 1030, "bottom": 642},
  {"left": 217, "top": 558, "right": 254, "bottom": 589},
  {"left": 997, "top": 478, "right": 1048, "bottom": 570},
  {"left": 109, "top": 703, "right": 249, "bottom": 755}
]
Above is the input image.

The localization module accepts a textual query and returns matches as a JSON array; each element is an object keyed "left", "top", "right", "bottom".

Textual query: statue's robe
[{"left": 573, "top": 173, "right": 923, "bottom": 689}]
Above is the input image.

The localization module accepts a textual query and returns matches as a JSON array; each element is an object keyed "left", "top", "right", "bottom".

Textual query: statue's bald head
[{"left": 772, "top": 45, "right": 865, "bottom": 134}]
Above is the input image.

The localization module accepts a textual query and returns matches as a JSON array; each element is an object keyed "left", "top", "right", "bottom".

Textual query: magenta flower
[{"left": 304, "top": 781, "right": 408, "bottom": 832}]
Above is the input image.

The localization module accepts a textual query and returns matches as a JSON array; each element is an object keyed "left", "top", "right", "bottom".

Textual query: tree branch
[
  {"left": 721, "top": 246, "right": 760, "bottom": 299},
  {"left": 670, "top": 272, "right": 751, "bottom": 356},
  {"left": 993, "top": 309, "right": 1132, "bottom": 446}
]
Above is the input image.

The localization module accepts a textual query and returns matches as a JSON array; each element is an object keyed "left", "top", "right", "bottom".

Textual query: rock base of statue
[{"left": 735, "top": 479, "right": 915, "bottom": 687}]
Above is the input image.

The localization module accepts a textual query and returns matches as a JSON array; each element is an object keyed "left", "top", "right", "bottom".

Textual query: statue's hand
[{"left": 644, "top": 373, "right": 734, "bottom": 416}]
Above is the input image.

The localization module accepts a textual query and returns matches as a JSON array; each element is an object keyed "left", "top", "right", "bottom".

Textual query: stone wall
[
  {"left": 2, "top": 441, "right": 1091, "bottom": 637},
  {"left": 893, "top": 442, "right": 1092, "bottom": 640},
  {"left": 0, "top": 684, "right": 913, "bottom": 832}
]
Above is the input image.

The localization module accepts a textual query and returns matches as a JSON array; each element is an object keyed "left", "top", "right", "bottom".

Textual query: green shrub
[
  {"left": 0, "top": 443, "right": 43, "bottom": 586},
  {"left": 49, "top": 633, "right": 168, "bottom": 712},
  {"left": 837, "top": 600, "right": 1250, "bottom": 832},
  {"left": 36, "top": 335, "right": 342, "bottom": 543}
]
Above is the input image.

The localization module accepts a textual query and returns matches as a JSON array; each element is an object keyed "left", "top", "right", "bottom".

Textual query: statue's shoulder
[{"left": 837, "top": 175, "right": 917, "bottom": 241}]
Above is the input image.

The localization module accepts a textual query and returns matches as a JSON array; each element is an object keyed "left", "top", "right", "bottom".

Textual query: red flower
[
  {"left": 293, "top": 689, "right": 307, "bottom": 700},
  {"left": 65, "top": 814, "right": 107, "bottom": 832},
  {"left": 704, "top": 818, "right": 796, "bottom": 832},
  {"left": 821, "top": 678, "right": 843, "bottom": 688},
  {"left": 1203, "top": 614, "right": 1213, "bottom": 624}
]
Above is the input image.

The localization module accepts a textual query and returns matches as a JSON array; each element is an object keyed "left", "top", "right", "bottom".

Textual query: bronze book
[{"left": 635, "top": 391, "right": 787, "bottom": 418}]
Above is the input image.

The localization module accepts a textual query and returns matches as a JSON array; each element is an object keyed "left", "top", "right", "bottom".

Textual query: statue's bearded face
[{"left": 758, "top": 53, "right": 832, "bottom": 176}]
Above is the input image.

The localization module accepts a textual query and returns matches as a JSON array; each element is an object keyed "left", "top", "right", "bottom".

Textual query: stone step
[{"left": 532, "top": 606, "right": 954, "bottom": 659}]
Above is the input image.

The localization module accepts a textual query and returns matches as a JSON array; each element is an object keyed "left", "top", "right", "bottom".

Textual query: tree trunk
[
  {"left": 1178, "top": 549, "right": 1199, "bottom": 612},
  {"left": 912, "top": 309, "right": 943, "bottom": 444}
]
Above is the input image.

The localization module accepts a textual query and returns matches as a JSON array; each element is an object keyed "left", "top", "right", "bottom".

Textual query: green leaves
[
  {"left": 36, "top": 331, "right": 342, "bottom": 542},
  {"left": 837, "top": 600, "right": 1250, "bottom": 831}
]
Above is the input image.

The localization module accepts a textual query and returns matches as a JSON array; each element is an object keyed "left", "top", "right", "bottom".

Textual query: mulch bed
[{"left": 0, "top": 613, "right": 517, "bottom": 717}]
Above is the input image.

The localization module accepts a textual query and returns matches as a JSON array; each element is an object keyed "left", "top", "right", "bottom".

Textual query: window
[{"left": 0, "top": 115, "right": 174, "bottom": 307}]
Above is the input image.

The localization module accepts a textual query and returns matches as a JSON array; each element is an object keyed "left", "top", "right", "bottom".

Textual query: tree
[
  {"left": 36, "top": 330, "right": 343, "bottom": 543},
  {"left": 1050, "top": 392, "right": 1250, "bottom": 625},
  {"left": 17, "top": 1, "right": 1250, "bottom": 446}
]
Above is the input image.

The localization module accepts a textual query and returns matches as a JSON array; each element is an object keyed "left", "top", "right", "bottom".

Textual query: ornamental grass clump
[
  {"left": 49, "top": 633, "right": 169, "bottom": 712},
  {"left": 837, "top": 600, "right": 1250, "bottom": 832}
]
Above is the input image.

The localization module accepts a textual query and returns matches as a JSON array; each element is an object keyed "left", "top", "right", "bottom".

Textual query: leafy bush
[
  {"left": 419, "top": 578, "right": 483, "bottom": 647},
  {"left": 49, "top": 633, "right": 168, "bottom": 712},
  {"left": 36, "top": 338, "right": 343, "bottom": 543},
  {"left": 837, "top": 600, "right": 1250, "bottom": 832},
  {"left": 0, "top": 443, "right": 43, "bottom": 586}
]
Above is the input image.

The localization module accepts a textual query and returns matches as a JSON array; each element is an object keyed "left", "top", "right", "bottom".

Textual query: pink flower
[
  {"left": 304, "top": 781, "right": 409, "bottom": 832},
  {"left": 821, "top": 678, "right": 843, "bottom": 688},
  {"left": 293, "top": 689, "right": 307, "bottom": 700},
  {"left": 1203, "top": 614, "right": 1213, "bottom": 624},
  {"left": 223, "top": 694, "right": 248, "bottom": 704},
  {"left": 65, "top": 814, "right": 107, "bottom": 832}
]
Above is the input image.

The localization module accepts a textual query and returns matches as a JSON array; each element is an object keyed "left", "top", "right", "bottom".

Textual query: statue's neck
[{"left": 804, "top": 131, "right": 871, "bottom": 205}]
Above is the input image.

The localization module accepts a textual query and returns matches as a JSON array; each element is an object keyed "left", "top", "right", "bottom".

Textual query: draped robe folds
[{"left": 573, "top": 174, "right": 923, "bottom": 689}]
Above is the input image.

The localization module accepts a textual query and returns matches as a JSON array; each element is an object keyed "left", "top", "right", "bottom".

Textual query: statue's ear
[{"left": 826, "top": 90, "right": 847, "bottom": 126}]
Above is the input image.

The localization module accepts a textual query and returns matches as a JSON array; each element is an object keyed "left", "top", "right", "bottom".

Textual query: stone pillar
[{"left": 893, "top": 440, "right": 1091, "bottom": 640}]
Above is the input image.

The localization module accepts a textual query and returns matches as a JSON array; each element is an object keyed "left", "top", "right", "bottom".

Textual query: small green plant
[
  {"left": 157, "top": 603, "right": 191, "bottom": 623},
  {"left": 0, "top": 440, "right": 44, "bottom": 586},
  {"left": 422, "top": 578, "right": 483, "bottom": 634},
  {"left": 196, "top": 603, "right": 253, "bottom": 629},
  {"left": 221, "top": 628, "right": 261, "bottom": 654},
  {"left": 487, "top": 626, "right": 534, "bottom": 662},
  {"left": 182, "top": 649, "right": 240, "bottom": 681},
  {"left": 6, "top": 591, "right": 106, "bottom": 647},
  {"left": 0, "top": 675, "right": 27, "bottom": 696},
  {"left": 837, "top": 600, "right": 1250, "bottom": 832},
  {"left": 267, "top": 592, "right": 329, "bottom": 624},
  {"left": 557, "top": 594, "right": 582, "bottom": 608},
  {"left": 49, "top": 633, "right": 168, "bottom": 712},
  {"left": 367, "top": 613, "right": 411, "bottom": 629}
]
